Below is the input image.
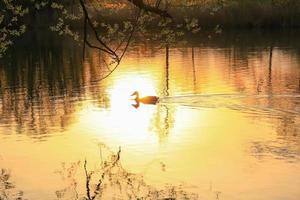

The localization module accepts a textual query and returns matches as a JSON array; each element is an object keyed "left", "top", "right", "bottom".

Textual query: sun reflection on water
[{"left": 78, "top": 73, "right": 162, "bottom": 149}]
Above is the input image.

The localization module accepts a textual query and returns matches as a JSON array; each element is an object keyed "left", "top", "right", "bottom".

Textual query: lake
[{"left": 0, "top": 30, "right": 300, "bottom": 200}]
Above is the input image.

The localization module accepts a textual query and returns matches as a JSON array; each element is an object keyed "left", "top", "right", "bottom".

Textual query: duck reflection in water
[{"left": 131, "top": 91, "right": 159, "bottom": 108}]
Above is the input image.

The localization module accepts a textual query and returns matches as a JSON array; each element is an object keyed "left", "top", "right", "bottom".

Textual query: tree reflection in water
[
  {"left": 55, "top": 145, "right": 198, "bottom": 200},
  {"left": 0, "top": 168, "right": 25, "bottom": 200}
]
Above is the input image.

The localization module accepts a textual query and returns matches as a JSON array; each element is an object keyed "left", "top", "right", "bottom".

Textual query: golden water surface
[{"left": 0, "top": 33, "right": 300, "bottom": 199}]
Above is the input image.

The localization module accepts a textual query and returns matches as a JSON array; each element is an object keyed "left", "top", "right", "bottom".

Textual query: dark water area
[{"left": 0, "top": 30, "right": 300, "bottom": 199}]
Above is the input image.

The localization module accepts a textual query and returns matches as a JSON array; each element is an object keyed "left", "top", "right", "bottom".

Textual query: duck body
[
  {"left": 131, "top": 91, "right": 159, "bottom": 107},
  {"left": 137, "top": 95, "right": 159, "bottom": 104}
]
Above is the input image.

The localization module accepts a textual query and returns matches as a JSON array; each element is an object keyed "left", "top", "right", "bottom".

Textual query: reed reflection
[{"left": 0, "top": 33, "right": 110, "bottom": 137}]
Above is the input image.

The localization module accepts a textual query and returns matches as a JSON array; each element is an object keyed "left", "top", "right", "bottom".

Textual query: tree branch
[
  {"left": 127, "top": 0, "right": 172, "bottom": 18},
  {"left": 79, "top": 0, "right": 119, "bottom": 60}
]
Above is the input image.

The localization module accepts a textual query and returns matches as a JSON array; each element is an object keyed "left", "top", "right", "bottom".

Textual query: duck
[{"left": 131, "top": 91, "right": 159, "bottom": 108}]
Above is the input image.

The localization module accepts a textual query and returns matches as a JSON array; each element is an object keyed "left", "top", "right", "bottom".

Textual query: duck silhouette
[{"left": 131, "top": 91, "right": 159, "bottom": 108}]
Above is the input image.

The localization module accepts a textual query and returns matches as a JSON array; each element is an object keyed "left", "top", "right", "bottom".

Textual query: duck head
[{"left": 131, "top": 91, "right": 139, "bottom": 100}]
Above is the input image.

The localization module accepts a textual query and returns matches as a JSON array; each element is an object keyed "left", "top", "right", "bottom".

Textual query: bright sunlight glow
[
  {"left": 109, "top": 74, "right": 157, "bottom": 107},
  {"left": 78, "top": 74, "right": 159, "bottom": 148}
]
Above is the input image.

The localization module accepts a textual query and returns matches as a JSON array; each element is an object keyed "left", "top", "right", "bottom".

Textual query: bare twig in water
[
  {"left": 0, "top": 169, "right": 25, "bottom": 200},
  {"left": 84, "top": 160, "right": 93, "bottom": 200},
  {"left": 57, "top": 145, "right": 198, "bottom": 200},
  {"left": 84, "top": 147, "right": 121, "bottom": 200}
]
